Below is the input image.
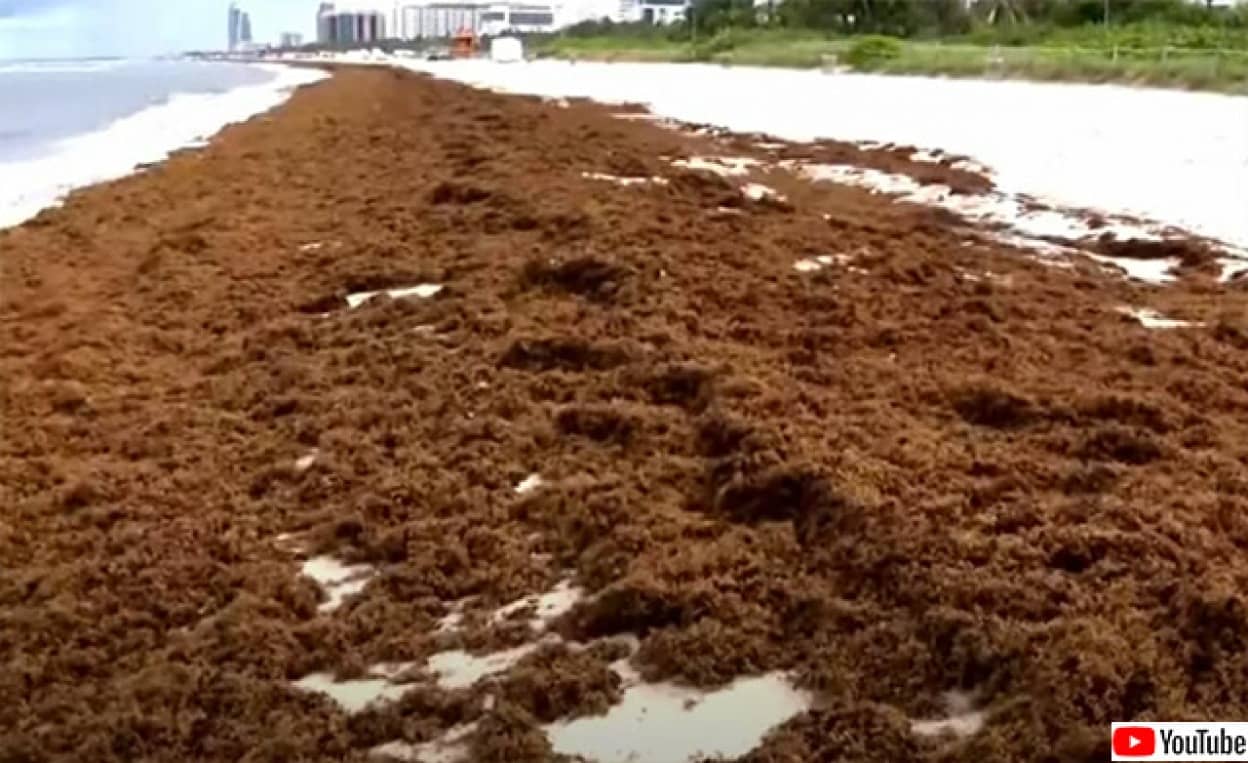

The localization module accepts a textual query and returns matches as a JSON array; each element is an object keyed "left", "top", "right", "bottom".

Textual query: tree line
[{"left": 598, "top": 0, "right": 1248, "bottom": 39}]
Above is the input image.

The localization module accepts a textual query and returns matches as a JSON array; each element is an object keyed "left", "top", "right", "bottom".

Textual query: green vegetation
[
  {"left": 535, "top": 0, "right": 1248, "bottom": 92},
  {"left": 842, "top": 34, "right": 904, "bottom": 67},
  {"left": 537, "top": 32, "right": 696, "bottom": 61},
  {"left": 871, "top": 39, "right": 1248, "bottom": 91},
  {"left": 541, "top": 26, "right": 841, "bottom": 66}
]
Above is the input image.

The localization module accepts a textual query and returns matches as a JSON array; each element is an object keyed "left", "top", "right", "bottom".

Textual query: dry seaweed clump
[{"left": 2, "top": 66, "right": 1247, "bottom": 763}]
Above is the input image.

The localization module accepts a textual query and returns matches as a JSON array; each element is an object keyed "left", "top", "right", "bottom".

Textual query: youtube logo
[
  {"left": 1114, "top": 727, "right": 1156, "bottom": 758},
  {"left": 1111, "top": 722, "right": 1248, "bottom": 760}
]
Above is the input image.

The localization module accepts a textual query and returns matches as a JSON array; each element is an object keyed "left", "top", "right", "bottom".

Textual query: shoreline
[
  {"left": 399, "top": 57, "right": 1248, "bottom": 250},
  {"left": 17, "top": 52, "right": 1238, "bottom": 251},
  {"left": 7, "top": 65, "right": 1248, "bottom": 761},
  {"left": 0, "top": 62, "right": 327, "bottom": 230}
]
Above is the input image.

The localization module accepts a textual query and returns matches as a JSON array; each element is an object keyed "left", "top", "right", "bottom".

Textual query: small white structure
[
  {"left": 617, "top": 0, "right": 690, "bottom": 24},
  {"left": 490, "top": 35, "right": 524, "bottom": 62}
]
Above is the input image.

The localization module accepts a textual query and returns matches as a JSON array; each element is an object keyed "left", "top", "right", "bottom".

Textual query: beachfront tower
[
  {"left": 227, "top": 2, "right": 241, "bottom": 50},
  {"left": 318, "top": 2, "right": 336, "bottom": 43},
  {"left": 318, "top": 4, "right": 389, "bottom": 45},
  {"left": 228, "top": 3, "right": 254, "bottom": 51}
]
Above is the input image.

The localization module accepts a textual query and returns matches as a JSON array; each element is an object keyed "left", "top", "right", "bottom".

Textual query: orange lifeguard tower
[{"left": 451, "top": 28, "right": 478, "bottom": 59}]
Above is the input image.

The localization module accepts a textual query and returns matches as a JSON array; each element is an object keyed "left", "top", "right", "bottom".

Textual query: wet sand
[{"left": 4, "top": 66, "right": 1248, "bottom": 762}]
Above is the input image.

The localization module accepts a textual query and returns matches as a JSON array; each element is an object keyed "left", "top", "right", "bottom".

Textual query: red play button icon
[{"left": 1113, "top": 726, "right": 1157, "bottom": 757}]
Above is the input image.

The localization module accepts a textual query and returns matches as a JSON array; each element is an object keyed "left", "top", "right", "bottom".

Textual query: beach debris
[{"left": 345, "top": 284, "right": 444, "bottom": 309}]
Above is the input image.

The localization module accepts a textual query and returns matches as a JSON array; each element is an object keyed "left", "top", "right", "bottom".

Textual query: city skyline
[
  {"left": 316, "top": 0, "right": 638, "bottom": 42},
  {"left": 0, "top": 0, "right": 317, "bottom": 59},
  {"left": 0, "top": 0, "right": 661, "bottom": 59}
]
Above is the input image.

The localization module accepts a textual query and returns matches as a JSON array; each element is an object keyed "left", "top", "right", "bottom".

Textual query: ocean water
[
  {"left": 0, "top": 59, "right": 327, "bottom": 228},
  {"left": 0, "top": 59, "right": 275, "bottom": 162}
]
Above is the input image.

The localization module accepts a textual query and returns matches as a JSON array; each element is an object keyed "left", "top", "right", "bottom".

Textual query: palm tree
[{"left": 973, "top": 0, "right": 1027, "bottom": 25}]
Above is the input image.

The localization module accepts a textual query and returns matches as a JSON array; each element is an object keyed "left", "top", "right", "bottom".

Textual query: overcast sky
[{"left": 0, "top": 0, "right": 322, "bottom": 59}]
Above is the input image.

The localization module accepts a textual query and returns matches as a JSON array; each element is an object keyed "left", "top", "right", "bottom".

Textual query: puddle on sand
[
  {"left": 908, "top": 149, "right": 993, "bottom": 176},
  {"left": 514, "top": 473, "right": 544, "bottom": 495},
  {"left": 295, "top": 567, "right": 806, "bottom": 763},
  {"left": 427, "top": 578, "right": 583, "bottom": 689},
  {"left": 296, "top": 639, "right": 552, "bottom": 709},
  {"left": 436, "top": 599, "right": 469, "bottom": 633},
  {"left": 795, "top": 160, "right": 1151, "bottom": 247},
  {"left": 371, "top": 723, "right": 478, "bottom": 763},
  {"left": 295, "top": 577, "right": 584, "bottom": 718},
  {"left": 292, "top": 671, "right": 412, "bottom": 714},
  {"left": 743, "top": 182, "right": 784, "bottom": 202},
  {"left": 1088, "top": 254, "right": 1177, "bottom": 285},
  {"left": 275, "top": 532, "right": 306, "bottom": 553},
  {"left": 293, "top": 449, "right": 319, "bottom": 472},
  {"left": 991, "top": 231, "right": 1078, "bottom": 262},
  {"left": 427, "top": 639, "right": 550, "bottom": 691},
  {"left": 345, "top": 284, "right": 444, "bottom": 309},
  {"left": 291, "top": 640, "right": 542, "bottom": 712},
  {"left": 794, "top": 253, "right": 855, "bottom": 273},
  {"left": 910, "top": 690, "right": 987, "bottom": 739},
  {"left": 581, "top": 171, "right": 669, "bottom": 187},
  {"left": 612, "top": 113, "right": 674, "bottom": 125},
  {"left": 301, "top": 556, "right": 377, "bottom": 613},
  {"left": 490, "top": 578, "right": 583, "bottom": 631},
  {"left": 671, "top": 156, "right": 760, "bottom": 177},
  {"left": 794, "top": 161, "right": 1239, "bottom": 283},
  {"left": 1116, "top": 306, "right": 1201, "bottom": 329},
  {"left": 545, "top": 656, "right": 812, "bottom": 763}
]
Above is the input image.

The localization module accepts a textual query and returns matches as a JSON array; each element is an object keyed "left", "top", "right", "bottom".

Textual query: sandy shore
[
  {"left": 404, "top": 59, "right": 1248, "bottom": 250},
  {"left": 4, "top": 66, "right": 1248, "bottom": 762}
]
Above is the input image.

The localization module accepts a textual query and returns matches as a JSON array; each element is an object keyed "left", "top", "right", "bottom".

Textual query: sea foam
[{"left": 0, "top": 64, "right": 327, "bottom": 230}]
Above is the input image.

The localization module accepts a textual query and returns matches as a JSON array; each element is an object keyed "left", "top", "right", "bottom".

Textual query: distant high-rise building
[
  {"left": 317, "top": 2, "right": 336, "bottom": 43},
  {"left": 318, "top": 6, "right": 388, "bottom": 45},
  {"left": 280, "top": 32, "right": 304, "bottom": 48},
  {"left": 227, "top": 3, "right": 254, "bottom": 51},
  {"left": 227, "top": 2, "right": 242, "bottom": 50}
]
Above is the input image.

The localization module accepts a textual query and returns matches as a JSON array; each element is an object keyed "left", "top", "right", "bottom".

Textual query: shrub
[
  {"left": 843, "top": 34, "right": 903, "bottom": 68},
  {"left": 690, "top": 28, "right": 748, "bottom": 59}
]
